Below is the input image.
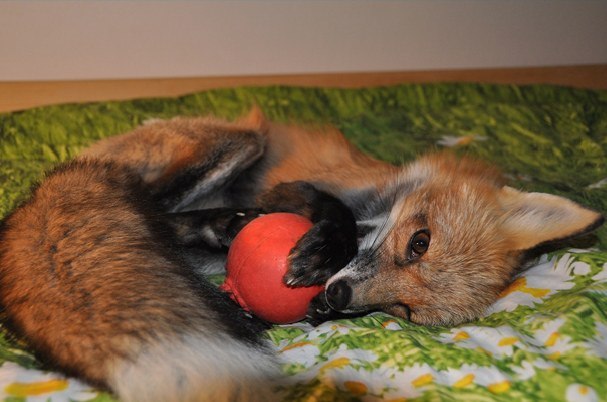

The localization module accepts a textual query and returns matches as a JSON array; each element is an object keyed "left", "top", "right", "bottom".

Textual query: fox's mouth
[
  {"left": 329, "top": 298, "right": 412, "bottom": 321},
  {"left": 335, "top": 305, "right": 374, "bottom": 315}
]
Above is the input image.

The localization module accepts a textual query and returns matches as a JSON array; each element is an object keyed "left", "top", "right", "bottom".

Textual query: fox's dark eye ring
[{"left": 408, "top": 230, "right": 430, "bottom": 260}]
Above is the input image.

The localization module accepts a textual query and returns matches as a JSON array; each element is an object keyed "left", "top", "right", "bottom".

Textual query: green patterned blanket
[{"left": 1, "top": 84, "right": 606, "bottom": 401}]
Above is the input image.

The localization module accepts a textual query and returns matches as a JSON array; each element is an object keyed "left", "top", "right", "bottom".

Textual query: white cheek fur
[{"left": 327, "top": 207, "right": 399, "bottom": 287}]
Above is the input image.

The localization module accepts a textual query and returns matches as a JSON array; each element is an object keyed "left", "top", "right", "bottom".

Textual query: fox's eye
[{"left": 408, "top": 230, "right": 430, "bottom": 259}]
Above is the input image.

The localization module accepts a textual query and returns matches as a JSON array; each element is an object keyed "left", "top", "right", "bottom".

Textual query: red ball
[{"left": 220, "top": 213, "right": 324, "bottom": 324}]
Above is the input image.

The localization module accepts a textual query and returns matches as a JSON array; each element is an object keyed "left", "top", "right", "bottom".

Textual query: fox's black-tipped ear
[
  {"left": 239, "top": 105, "right": 268, "bottom": 132},
  {"left": 499, "top": 186, "right": 604, "bottom": 250}
]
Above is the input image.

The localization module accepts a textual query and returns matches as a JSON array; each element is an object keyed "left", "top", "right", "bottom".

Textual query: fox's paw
[
  {"left": 306, "top": 292, "right": 368, "bottom": 326},
  {"left": 260, "top": 180, "right": 358, "bottom": 287},
  {"left": 209, "top": 209, "right": 264, "bottom": 247},
  {"left": 168, "top": 208, "right": 263, "bottom": 249},
  {"left": 306, "top": 292, "right": 350, "bottom": 326},
  {"left": 283, "top": 219, "right": 356, "bottom": 287}
]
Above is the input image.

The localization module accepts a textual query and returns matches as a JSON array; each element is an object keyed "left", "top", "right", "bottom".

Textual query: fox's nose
[{"left": 325, "top": 280, "right": 352, "bottom": 311}]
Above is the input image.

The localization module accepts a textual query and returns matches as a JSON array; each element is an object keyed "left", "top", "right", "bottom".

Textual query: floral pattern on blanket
[
  {"left": 1, "top": 249, "right": 603, "bottom": 402},
  {"left": 271, "top": 249, "right": 607, "bottom": 402}
]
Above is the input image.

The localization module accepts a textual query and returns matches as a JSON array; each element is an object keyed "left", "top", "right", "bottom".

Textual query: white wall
[{"left": 1, "top": 1, "right": 606, "bottom": 81}]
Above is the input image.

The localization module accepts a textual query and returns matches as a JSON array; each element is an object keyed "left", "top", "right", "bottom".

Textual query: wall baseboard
[{"left": 1, "top": 65, "right": 606, "bottom": 113}]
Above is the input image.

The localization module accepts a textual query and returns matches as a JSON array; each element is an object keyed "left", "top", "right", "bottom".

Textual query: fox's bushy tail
[
  {"left": 110, "top": 333, "right": 279, "bottom": 402},
  {"left": 0, "top": 159, "right": 280, "bottom": 401}
]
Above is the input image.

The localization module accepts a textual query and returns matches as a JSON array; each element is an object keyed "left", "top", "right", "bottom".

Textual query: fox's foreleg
[
  {"left": 166, "top": 208, "right": 264, "bottom": 249},
  {"left": 164, "top": 208, "right": 263, "bottom": 275},
  {"left": 259, "top": 181, "right": 358, "bottom": 286},
  {"left": 259, "top": 181, "right": 359, "bottom": 324}
]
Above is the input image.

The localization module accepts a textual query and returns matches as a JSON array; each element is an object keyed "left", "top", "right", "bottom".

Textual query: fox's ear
[
  {"left": 239, "top": 105, "right": 269, "bottom": 132},
  {"left": 499, "top": 186, "right": 604, "bottom": 250}
]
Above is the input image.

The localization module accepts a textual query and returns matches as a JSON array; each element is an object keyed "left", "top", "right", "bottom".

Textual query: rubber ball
[{"left": 220, "top": 213, "right": 324, "bottom": 324}]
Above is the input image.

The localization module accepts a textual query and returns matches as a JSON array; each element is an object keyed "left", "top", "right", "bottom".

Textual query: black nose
[{"left": 325, "top": 280, "right": 352, "bottom": 311}]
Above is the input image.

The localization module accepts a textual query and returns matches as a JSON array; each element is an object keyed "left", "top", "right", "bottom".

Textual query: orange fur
[{"left": 262, "top": 123, "right": 397, "bottom": 193}]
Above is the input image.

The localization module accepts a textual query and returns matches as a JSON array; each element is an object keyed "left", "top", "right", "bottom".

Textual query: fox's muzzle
[{"left": 325, "top": 252, "right": 381, "bottom": 313}]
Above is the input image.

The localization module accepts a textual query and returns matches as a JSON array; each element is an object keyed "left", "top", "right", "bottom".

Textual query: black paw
[
  {"left": 306, "top": 292, "right": 367, "bottom": 326},
  {"left": 283, "top": 219, "right": 357, "bottom": 287},
  {"left": 306, "top": 292, "right": 338, "bottom": 326},
  {"left": 207, "top": 209, "right": 264, "bottom": 247},
  {"left": 167, "top": 208, "right": 263, "bottom": 248},
  {"left": 260, "top": 181, "right": 358, "bottom": 288}
]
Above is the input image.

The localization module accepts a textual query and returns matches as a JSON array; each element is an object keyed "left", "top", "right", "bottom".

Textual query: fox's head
[{"left": 325, "top": 155, "right": 604, "bottom": 326}]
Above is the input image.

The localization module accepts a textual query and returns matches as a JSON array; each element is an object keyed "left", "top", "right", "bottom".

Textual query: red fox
[{"left": 0, "top": 108, "right": 603, "bottom": 401}]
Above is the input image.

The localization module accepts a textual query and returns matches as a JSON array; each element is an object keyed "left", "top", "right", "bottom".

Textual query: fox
[{"left": 0, "top": 107, "right": 603, "bottom": 401}]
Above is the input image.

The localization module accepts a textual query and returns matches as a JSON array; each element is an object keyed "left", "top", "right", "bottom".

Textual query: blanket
[{"left": 0, "top": 83, "right": 606, "bottom": 401}]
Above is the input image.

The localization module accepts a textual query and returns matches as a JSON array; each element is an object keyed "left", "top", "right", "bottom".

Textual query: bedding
[{"left": 0, "top": 83, "right": 606, "bottom": 401}]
